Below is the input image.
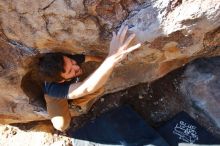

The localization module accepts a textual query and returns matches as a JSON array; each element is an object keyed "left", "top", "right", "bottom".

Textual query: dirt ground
[{"left": 1, "top": 65, "right": 220, "bottom": 145}]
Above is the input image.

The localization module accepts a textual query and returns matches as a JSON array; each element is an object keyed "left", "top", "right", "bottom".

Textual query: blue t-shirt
[{"left": 43, "top": 54, "right": 85, "bottom": 99}]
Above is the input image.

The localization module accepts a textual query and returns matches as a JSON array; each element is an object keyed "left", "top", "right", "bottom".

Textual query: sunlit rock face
[{"left": 0, "top": 0, "right": 219, "bottom": 123}]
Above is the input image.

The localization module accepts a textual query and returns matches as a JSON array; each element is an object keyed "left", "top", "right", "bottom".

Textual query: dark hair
[
  {"left": 38, "top": 52, "right": 65, "bottom": 82},
  {"left": 20, "top": 52, "right": 70, "bottom": 109}
]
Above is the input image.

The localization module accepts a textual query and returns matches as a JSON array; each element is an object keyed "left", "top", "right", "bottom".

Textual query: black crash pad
[
  {"left": 157, "top": 111, "right": 220, "bottom": 146},
  {"left": 70, "top": 105, "right": 169, "bottom": 146}
]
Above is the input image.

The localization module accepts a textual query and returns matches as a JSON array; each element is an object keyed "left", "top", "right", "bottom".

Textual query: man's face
[{"left": 59, "top": 56, "right": 83, "bottom": 82}]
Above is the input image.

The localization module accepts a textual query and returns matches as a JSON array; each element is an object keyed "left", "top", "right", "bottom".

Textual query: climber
[{"left": 27, "top": 25, "right": 141, "bottom": 132}]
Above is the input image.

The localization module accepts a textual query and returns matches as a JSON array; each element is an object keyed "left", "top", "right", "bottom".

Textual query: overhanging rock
[{"left": 0, "top": 0, "right": 219, "bottom": 123}]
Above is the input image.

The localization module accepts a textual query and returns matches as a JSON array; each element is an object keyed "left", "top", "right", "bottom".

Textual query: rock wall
[
  {"left": 181, "top": 57, "right": 220, "bottom": 128},
  {"left": 0, "top": 0, "right": 219, "bottom": 123}
]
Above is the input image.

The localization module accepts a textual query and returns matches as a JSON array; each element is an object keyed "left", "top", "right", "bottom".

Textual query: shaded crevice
[
  {"left": 39, "top": 0, "right": 56, "bottom": 11},
  {"left": 10, "top": 102, "right": 17, "bottom": 113},
  {"left": 0, "top": 30, "right": 38, "bottom": 76},
  {"left": 122, "top": 2, "right": 151, "bottom": 21},
  {"left": 41, "top": 15, "right": 53, "bottom": 37},
  {"left": 21, "top": 71, "right": 46, "bottom": 111},
  {"left": 0, "top": 63, "right": 5, "bottom": 75},
  {"left": 181, "top": 17, "right": 203, "bottom": 26},
  {"left": 18, "top": 15, "right": 38, "bottom": 34},
  {"left": 166, "top": 0, "right": 182, "bottom": 15},
  {"left": 9, "top": 40, "right": 38, "bottom": 57},
  {"left": 0, "top": 25, "right": 11, "bottom": 42}
]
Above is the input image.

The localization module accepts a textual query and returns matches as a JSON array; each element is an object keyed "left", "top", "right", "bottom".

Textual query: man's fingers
[
  {"left": 117, "top": 25, "right": 125, "bottom": 36},
  {"left": 111, "top": 31, "right": 116, "bottom": 43},
  {"left": 124, "top": 43, "right": 141, "bottom": 53},
  {"left": 112, "top": 31, "right": 116, "bottom": 39},
  {"left": 114, "top": 43, "right": 141, "bottom": 62},
  {"left": 123, "top": 33, "right": 136, "bottom": 49},
  {"left": 119, "top": 26, "right": 128, "bottom": 43}
]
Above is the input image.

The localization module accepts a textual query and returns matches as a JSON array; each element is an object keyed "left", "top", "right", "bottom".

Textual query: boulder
[
  {"left": 0, "top": 0, "right": 219, "bottom": 123},
  {"left": 180, "top": 57, "right": 220, "bottom": 128}
]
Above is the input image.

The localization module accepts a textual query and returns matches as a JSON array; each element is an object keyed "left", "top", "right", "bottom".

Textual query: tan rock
[{"left": 0, "top": 0, "right": 219, "bottom": 123}]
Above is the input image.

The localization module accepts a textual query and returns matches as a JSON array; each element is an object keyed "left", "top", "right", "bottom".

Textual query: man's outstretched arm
[{"left": 67, "top": 26, "right": 141, "bottom": 99}]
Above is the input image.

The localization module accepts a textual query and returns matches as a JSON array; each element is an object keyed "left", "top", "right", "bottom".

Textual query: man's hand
[{"left": 108, "top": 25, "right": 141, "bottom": 64}]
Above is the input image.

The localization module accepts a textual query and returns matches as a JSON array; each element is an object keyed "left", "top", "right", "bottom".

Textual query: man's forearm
[{"left": 68, "top": 57, "right": 115, "bottom": 99}]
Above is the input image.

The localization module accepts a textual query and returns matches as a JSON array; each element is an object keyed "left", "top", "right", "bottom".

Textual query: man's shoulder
[
  {"left": 43, "top": 78, "right": 79, "bottom": 98},
  {"left": 43, "top": 81, "right": 69, "bottom": 98}
]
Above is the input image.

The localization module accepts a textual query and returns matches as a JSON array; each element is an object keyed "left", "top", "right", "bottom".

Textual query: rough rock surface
[
  {"left": 181, "top": 57, "right": 220, "bottom": 127},
  {"left": 0, "top": 57, "right": 220, "bottom": 146},
  {"left": 0, "top": 0, "right": 219, "bottom": 123}
]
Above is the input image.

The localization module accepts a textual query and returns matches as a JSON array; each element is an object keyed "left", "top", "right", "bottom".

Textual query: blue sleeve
[{"left": 43, "top": 82, "right": 70, "bottom": 99}]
